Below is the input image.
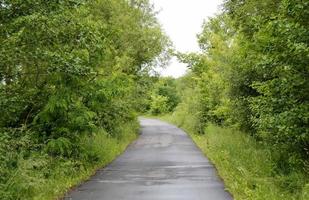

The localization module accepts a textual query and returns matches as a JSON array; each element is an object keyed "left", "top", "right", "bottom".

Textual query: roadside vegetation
[
  {"left": 0, "top": 0, "right": 168, "bottom": 199},
  {"left": 1, "top": 0, "right": 308, "bottom": 200},
  {"left": 149, "top": 0, "right": 308, "bottom": 199},
  {"left": 161, "top": 115, "right": 308, "bottom": 200}
]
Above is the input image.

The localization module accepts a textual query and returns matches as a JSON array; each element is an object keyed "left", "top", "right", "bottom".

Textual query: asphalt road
[{"left": 66, "top": 118, "right": 233, "bottom": 200}]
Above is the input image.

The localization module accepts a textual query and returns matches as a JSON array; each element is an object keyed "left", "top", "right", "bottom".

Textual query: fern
[{"left": 45, "top": 137, "right": 73, "bottom": 157}]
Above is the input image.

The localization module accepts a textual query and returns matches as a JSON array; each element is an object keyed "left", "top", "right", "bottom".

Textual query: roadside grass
[
  {"left": 1, "top": 122, "right": 138, "bottom": 200},
  {"left": 157, "top": 114, "right": 309, "bottom": 200}
]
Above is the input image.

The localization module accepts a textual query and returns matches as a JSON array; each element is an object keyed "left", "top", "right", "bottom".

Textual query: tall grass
[
  {"left": 160, "top": 115, "right": 309, "bottom": 200},
  {"left": 1, "top": 122, "right": 138, "bottom": 200}
]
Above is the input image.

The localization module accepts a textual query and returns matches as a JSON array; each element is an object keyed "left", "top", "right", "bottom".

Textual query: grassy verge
[
  {"left": 1, "top": 122, "right": 138, "bottom": 200},
  {"left": 158, "top": 115, "right": 309, "bottom": 200}
]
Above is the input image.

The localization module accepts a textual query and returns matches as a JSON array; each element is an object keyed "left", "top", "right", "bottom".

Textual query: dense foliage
[
  {"left": 177, "top": 0, "right": 308, "bottom": 172},
  {"left": 149, "top": 77, "right": 180, "bottom": 115},
  {"left": 1, "top": 0, "right": 308, "bottom": 199},
  {"left": 0, "top": 0, "right": 168, "bottom": 199},
  {"left": 165, "top": 0, "right": 308, "bottom": 199}
]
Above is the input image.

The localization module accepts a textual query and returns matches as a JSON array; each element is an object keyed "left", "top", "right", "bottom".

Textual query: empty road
[{"left": 66, "top": 118, "right": 232, "bottom": 200}]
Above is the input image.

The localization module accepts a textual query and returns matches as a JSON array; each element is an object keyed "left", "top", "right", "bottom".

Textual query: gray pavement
[{"left": 66, "top": 118, "right": 233, "bottom": 200}]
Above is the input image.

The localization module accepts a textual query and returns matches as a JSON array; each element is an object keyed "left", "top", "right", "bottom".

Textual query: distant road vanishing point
[{"left": 66, "top": 118, "right": 233, "bottom": 200}]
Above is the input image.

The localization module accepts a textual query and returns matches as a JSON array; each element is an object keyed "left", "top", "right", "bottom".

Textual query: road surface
[{"left": 66, "top": 118, "right": 233, "bottom": 200}]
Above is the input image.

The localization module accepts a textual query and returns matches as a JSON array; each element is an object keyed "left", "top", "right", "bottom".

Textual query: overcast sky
[{"left": 151, "top": 0, "right": 223, "bottom": 77}]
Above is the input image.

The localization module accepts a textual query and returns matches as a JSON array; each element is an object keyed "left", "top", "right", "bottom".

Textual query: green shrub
[
  {"left": 194, "top": 125, "right": 309, "bottom": 200},
  {"left": 160, "top": 115, "right": 309, "bottom": 200},
  {"left": 150, "top": 94, "right": 169, "bottom": 115},
  {"left": 147, "top": 77, "right": 180, "bottom": 115},
  {"left": 45, "top": 137, "right": 73, "bottom": 157},
  {"left": 0, "top": 123, "right": 138, "bottom": 200}
]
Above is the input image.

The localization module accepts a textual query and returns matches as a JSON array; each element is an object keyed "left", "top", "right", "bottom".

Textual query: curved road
[{"left": 66, "top": 118, "right": 232, "bottom": 200}]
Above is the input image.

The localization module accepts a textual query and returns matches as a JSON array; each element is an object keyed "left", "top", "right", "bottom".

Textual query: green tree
[
  {"left": 0, "top": 1, "right": 169, "bottom": 198},
  {"left": 149, "top": 77, "right": 180, "bottom": 115},
  {"left": 176, "top": 0, "right": 309, "bottom": 170}
]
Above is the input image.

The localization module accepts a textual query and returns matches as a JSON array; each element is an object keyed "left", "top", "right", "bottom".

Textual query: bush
[
  {"left": 150, "top": 94, "right": 169, "bottom": 115},
  {"left": 160, "top": 114, "right": 309, "bottom": 200},
  {"left": 191, "top": 125, "right": 309, "bottom": 200},
  {"left": 0, "top": 123, "right": 138, "bottom": 200},
  {"left": 148, "top": 77, "right": 180, "bottom": 115}
]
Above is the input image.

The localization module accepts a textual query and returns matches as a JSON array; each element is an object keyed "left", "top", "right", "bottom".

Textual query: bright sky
[{"left": 151, "top": 0, "right": 223, "bottom": 77}]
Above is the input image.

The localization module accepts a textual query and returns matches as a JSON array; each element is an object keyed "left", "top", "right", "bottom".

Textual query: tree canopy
[{"left": 0, "top": 1, "right": 169, "bottom": 199}]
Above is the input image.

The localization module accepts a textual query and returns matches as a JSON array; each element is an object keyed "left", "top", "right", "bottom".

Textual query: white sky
[{"left": 151, "top": 0, "right": 223, "bottom": 77}]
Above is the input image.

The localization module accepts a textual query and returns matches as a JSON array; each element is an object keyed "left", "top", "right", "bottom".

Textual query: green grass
[
  {"left": 1, "top": 122, "right": 138, "bottom": 200},
  {"left": 158, "top": 114, "right": 309, "bottom": 200}
]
